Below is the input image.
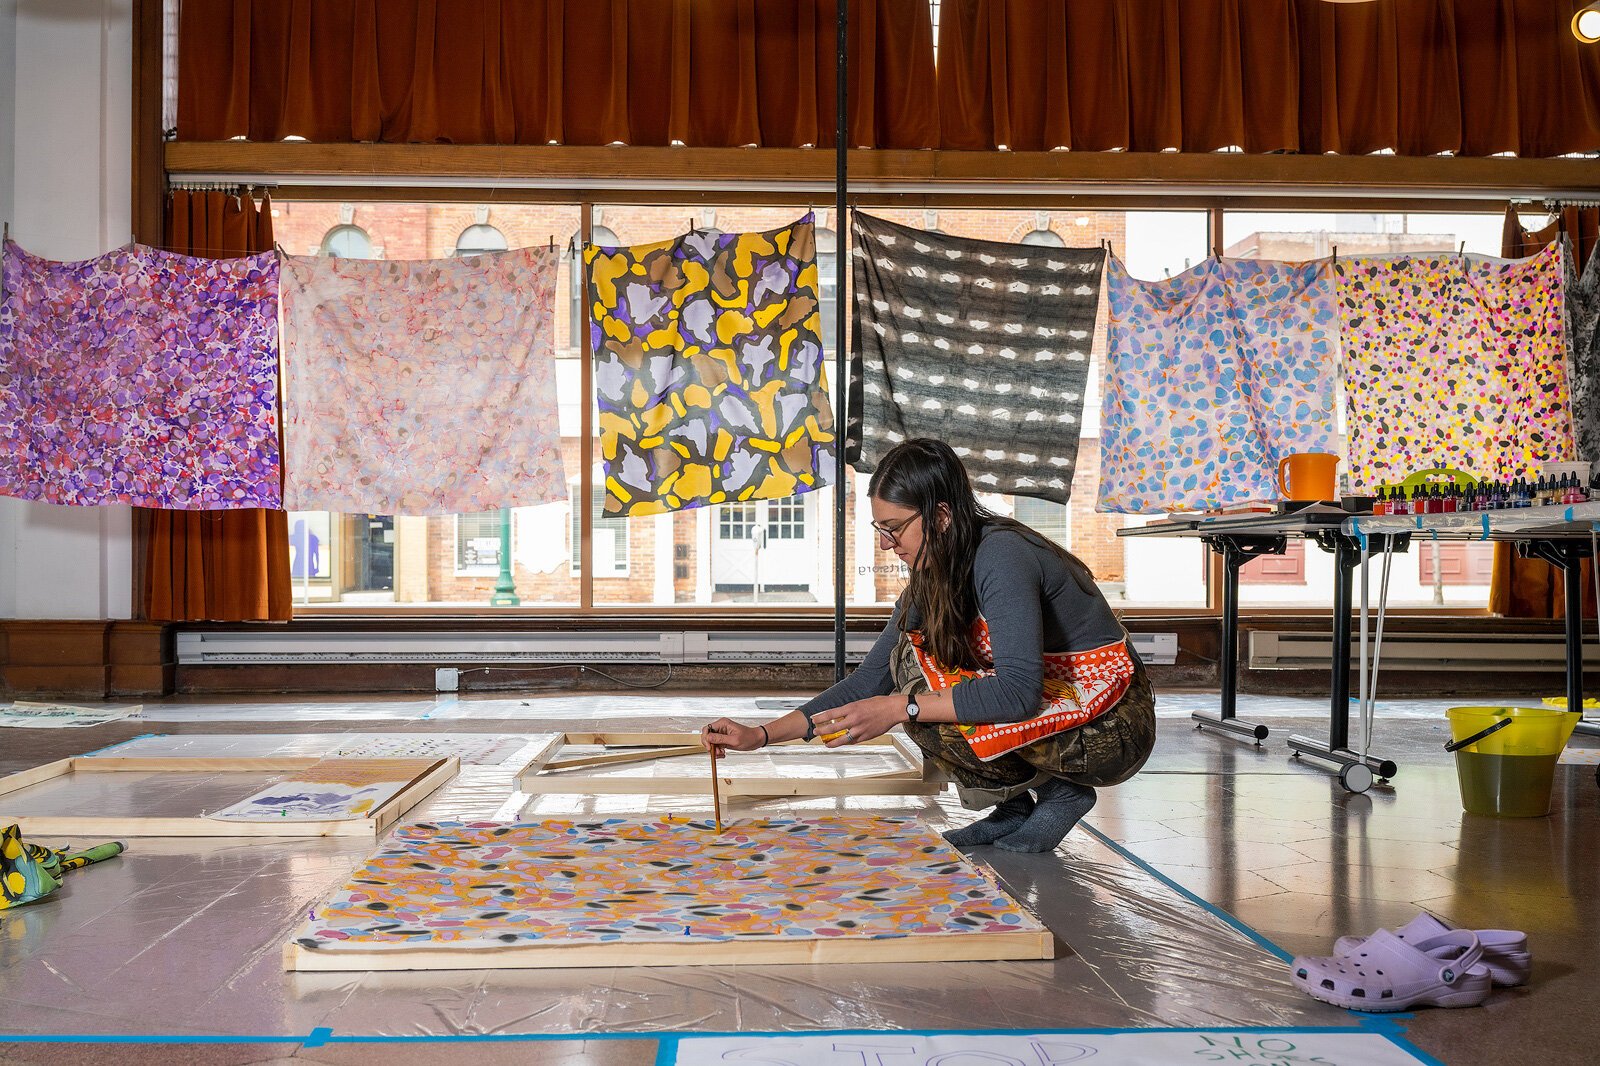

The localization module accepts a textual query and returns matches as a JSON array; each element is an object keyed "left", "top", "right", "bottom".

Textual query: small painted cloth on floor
[
  {"left": 847, "top": 213, "right": 1103, "bottom": 503},
  {"left": 0, "top": 239, "right": 281, "bottom": 508},
  {"left": 1098, "top": 256, "right": 1340, "bottom": 514},
  {"left": 1337, "top": 246, "right": 1574, "bottom": 491},
  {"left": 910, "top": 619, "right": 1135, "bottom": 762},
  {"left": 1570, "top": 247, "right": 1600, "bottom": 463},
  {"left": 280, "top": 246, "right": 565, "bottom": 515},
  {"left": 585, "top": 216, "right": 836, "bottom": 517},
  {"left": 0, "top": 823, "right": 124, "bottom": 910}
]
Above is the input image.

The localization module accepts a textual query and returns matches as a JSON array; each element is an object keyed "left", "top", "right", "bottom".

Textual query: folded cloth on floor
[
  {"left": 0, "top": 824, "right": 125, "bottom": 909},
  {"left": 1333, "top": 911, "right": 1529, "bottom": 987}
]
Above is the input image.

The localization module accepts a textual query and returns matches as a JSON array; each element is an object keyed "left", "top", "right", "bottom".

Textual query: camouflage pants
[{"left": 890, "top": 634, "right": 1157, "bottom": 809}]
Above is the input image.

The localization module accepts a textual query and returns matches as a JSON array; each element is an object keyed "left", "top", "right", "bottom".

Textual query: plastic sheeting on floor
[{"left": 0, "top": 698, "right": 1358, "bottom": 1039}]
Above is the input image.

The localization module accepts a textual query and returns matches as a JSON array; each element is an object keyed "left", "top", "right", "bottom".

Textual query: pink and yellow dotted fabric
[{"left": 1335, "top": 245, "right": 1574, "bottom": 492}]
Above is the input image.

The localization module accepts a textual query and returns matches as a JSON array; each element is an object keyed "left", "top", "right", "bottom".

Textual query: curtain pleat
[
  {"left": 140, "top": 190, "right": 290, "bottom": 623},
  {"left": 178, "top": 0, "right": 939, "bottom": 148},
  {"left": 1490, "top": 203, "right": 1600, "bottom": 621},
  {"left": 929, "top": 0, "right": 1599, "bottom": 157}
]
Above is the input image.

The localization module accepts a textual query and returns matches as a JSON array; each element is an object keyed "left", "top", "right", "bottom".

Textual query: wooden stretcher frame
[
  {"left": 515, "top": 731, "right": 943, "bottom": 798},
  {"left": 0, "top": 756, "right": 460, "bottom": 839},
  {"left": 284, "top": 922, "right": 1054, "bottom": 971}
]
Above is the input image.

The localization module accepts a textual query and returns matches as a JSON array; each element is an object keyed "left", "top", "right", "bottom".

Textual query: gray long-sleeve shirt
[{"left": 798, "top": 526, "right": 1129, "bottom": 727}]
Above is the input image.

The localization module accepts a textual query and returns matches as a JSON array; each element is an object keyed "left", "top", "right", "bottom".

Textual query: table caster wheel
[{"left": 1340, "top": 763, "right": 1374, "bottom": 794}]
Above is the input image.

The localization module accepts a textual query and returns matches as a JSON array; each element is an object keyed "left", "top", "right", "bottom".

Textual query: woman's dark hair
[{"left": 868, "top": 438, "right": 1101, "bottom": 673}]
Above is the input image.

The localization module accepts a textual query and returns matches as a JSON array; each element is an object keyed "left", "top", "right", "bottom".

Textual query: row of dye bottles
[{"left": 1371, "top": 474, "right": 1590, "bottom": 515}]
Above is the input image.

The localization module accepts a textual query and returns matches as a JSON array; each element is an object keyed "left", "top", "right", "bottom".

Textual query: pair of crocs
[{"left": 1290, "top": 912, "right": 1529, "bottom": 1012}]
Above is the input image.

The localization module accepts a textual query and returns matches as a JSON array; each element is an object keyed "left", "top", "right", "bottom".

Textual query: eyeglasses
[{"left": 871, "top": 514, "right": 921, "bottom": 545}]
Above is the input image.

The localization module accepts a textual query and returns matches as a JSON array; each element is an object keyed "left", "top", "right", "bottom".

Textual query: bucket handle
[{"left": 1444, "top": 716, "right": 1513, "bottom": 753}]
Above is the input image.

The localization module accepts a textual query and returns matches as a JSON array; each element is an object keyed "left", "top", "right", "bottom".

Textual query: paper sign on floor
[{"left": 675, "top": 1031, "right": 1430, "bottom": 1066}]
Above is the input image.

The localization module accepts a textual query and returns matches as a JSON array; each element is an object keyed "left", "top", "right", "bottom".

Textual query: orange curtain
[
  {"left": 1490, "top": 202, "right": 1600, "bottom": 620},
  {"left": 139, "top": 190, "right": 290, "bottom": 622},
  {"left": 937, "top": 0, "right": 1600, "bottom": 155},
  {"left": 176, "top": 0, "right": 939, "bottom": 149}
]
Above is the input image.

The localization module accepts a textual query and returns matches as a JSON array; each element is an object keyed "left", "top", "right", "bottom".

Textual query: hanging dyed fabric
[
  {"left": 1098, "top": 256, "right": 1340, "bottom": 514},
  {"left": 585, "top": 216, "right": 835, "bottom": 517},
  {"left": 1570, "top": 248, "right": 1600, "bottom": 464},
  {"left": 0, "top": 240, "right": 281, "bottom": 509},
  {"left": 280, "top": 246, "right": 566, "bottom": 515},
  {"left": 846, "top": 214, "right": 1102, "bottom": 503},
  {"left": 1336, "top": 246, "right": 1574, "bottom": 492}
]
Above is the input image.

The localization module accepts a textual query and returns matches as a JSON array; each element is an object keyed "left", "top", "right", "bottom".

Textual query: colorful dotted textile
[
  {"left": 295, "top": 817, "right": 1041, "bottom": 949},
  {"left": 0, "top": 240, "right": 281, "bottom": 508},
  {"left": 1098, "top": 255, "right": 1340, "bottom": 514},
  {"left": 585, "top": 216, "right": 836, "bottom": 517},
  {"left": 280, "top": 245, "right": 566, "bottom": 515},
  {"left": 1336, "top": 246, "right": 1574, "bottom": 492}
]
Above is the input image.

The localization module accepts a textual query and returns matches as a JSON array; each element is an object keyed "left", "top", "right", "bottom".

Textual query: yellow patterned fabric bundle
[{"left": 585, "top": 216, "right": 837, "bottom": 517}]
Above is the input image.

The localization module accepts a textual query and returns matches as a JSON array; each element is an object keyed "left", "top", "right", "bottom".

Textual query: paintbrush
[{"left": 709, "top": 744, "right": 724, "bottom": 832}]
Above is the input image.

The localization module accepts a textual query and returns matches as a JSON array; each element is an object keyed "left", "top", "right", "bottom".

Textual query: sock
[
  {"left": 943, "top": 793, "right": 1036, "bottom": 847},
  {"left": 995, "top": 777, "right": 1096, "bottom": 853}
]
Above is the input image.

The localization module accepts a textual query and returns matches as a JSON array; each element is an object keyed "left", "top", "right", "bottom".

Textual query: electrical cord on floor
[{"left": 454, "top": 663, "right": 677, "bottom": 690}]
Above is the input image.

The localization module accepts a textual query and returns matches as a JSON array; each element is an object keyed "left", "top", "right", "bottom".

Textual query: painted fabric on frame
[
  {"left": 206, "top": 759, "right": 435, "bottom": 822},
  {"left": 1098, "top": 256, "right": 1340, "bottom": 514},
  {"left": 1570, "top": 247, "right": 1600, "bottom": 463},
  {"left": 585, "top": 216, "right": 835, "bottom": 517},
  {"left": 0, "top": 240, "right": 281, "bottom": 508},
  {"left": 847, "top": 214, "right": 1103, "bottom": 502},
  {"left": 1336, "top": 245, "right": 1574, "bottom": 491},
  {"left": 294, "top": 816, "right": 1041, "bottom": 949},
  {"left": 280, "top": 246, "right": 565, "bottom": 515}
]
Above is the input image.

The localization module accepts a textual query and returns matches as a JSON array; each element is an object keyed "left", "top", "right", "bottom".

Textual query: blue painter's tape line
[
  {"left": 1482, "top": 514, "right": 1491, "bottom": 538},
  {"left": 1567, "top": 506, "right": 1576, "bottom": 522},
  {"left": 1078, "top": 822, "right": 1294, "bottom": 963},
  {"left": 303, "top": 1027, "right": 334, "bottom": 1049},
  {"left": 79, "top": 732, "right": 163, "bottom": 757},
  {"left": 1414, "top": 516, "right": 1424, "bottom": 530},
  {"left": 654, "top": 1034, "right": 682, "bottom": 1066}
]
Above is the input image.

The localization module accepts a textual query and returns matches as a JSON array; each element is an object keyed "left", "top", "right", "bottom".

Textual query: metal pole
[
  {"left": 833, "top": 0, "right": 849, "bottom": 682},
  {"left": 490, "top": 506, "right": 519, "bottom": 606}
]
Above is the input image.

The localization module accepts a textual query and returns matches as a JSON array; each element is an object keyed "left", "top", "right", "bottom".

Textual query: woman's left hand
[{"left": 812, "top": 695, "right": 908, "bottom": 748}]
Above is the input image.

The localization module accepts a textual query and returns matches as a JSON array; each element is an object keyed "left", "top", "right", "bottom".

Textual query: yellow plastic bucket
[{"left": 1445, "top": 706, "right": 1580, "bottom": 817}]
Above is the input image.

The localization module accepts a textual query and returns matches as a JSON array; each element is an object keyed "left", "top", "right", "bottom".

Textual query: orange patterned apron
[{"left": 911, "top": 619, "right": 1137, "bottom": 762}]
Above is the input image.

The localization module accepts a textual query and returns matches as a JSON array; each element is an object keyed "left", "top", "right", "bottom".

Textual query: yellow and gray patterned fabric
[
  {"left": 847, "top": 213, "right": 1104, "bottom": 504},
  {"left": 585, "top": 216, "right": 837, "bottom": 517}
]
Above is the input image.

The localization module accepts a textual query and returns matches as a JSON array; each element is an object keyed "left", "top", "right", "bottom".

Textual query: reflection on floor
[{"left": 0, "top": 689, "right": 1595, "bottom": 1065}]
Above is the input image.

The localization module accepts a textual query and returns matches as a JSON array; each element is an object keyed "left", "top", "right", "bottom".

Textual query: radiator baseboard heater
[
  {"left": 1249, "top": 630, "right": 1600, "bottom": 671},
  {"left": 177, "top": 629, "right": 1180, "bottom": 667}
]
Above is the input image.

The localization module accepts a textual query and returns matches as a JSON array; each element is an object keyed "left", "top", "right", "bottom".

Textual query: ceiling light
[{"left": 1576, "top": 3, "right": 1600, "bottom": 43}]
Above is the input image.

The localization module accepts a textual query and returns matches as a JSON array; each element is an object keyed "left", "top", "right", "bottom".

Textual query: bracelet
[{"left": 758, "top": 724, "right": 770, "bottom": 748}]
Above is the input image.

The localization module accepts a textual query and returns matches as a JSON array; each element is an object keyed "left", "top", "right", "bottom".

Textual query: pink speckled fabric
[
  {"left": 0, "top": 239, "right": 281, "bottom": 509},
  {"left": 280, "top": 247, "right": 567, "bottom": 515}
]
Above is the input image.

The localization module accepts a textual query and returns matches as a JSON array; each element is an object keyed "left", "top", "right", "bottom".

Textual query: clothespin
[
  {"left": 3, "top": 220, "right": 9, "bottom": 242},
  {"left": 1331, "top": 244, "right": 1339, "bottom": 264},
  {"left": 1458, "top": 240, "right": 1466, "bottom": 258},
  {"left": 548, "top": 234, "right": 555, "bottom": 250}
]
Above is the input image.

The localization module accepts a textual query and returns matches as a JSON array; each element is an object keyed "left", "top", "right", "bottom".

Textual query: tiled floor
[{"left": 0, "top": 690, "right": 1596, "bottom": 1065}]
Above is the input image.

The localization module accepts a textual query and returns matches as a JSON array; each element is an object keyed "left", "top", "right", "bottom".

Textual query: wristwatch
[{"left": 905, "top": 694, "right": 921, "bottom": 723}]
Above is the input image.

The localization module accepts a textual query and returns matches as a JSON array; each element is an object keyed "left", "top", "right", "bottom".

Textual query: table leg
[
  {"left": 1524, "top": 539, "right": 1600, "bottom": 739},
  {"left": 1289, "top": 532, "right": 1401, "bottom": 791},
  {"left": 1192, "top": 535, "right": 1281, "bottom": 743}
]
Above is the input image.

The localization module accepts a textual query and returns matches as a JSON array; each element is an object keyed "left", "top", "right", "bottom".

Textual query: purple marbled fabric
[{"left": 0, "top": 240, "right": 281, "bottom": 508}]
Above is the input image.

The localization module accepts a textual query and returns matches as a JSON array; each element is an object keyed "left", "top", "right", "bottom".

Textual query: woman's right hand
[{"left": 701, "top": 718, "right": 764, "bottom": 754}]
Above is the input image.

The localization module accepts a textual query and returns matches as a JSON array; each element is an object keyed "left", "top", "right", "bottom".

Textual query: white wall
[{"left": 0, "top": 0, "right": 134, "bottom": 619}]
